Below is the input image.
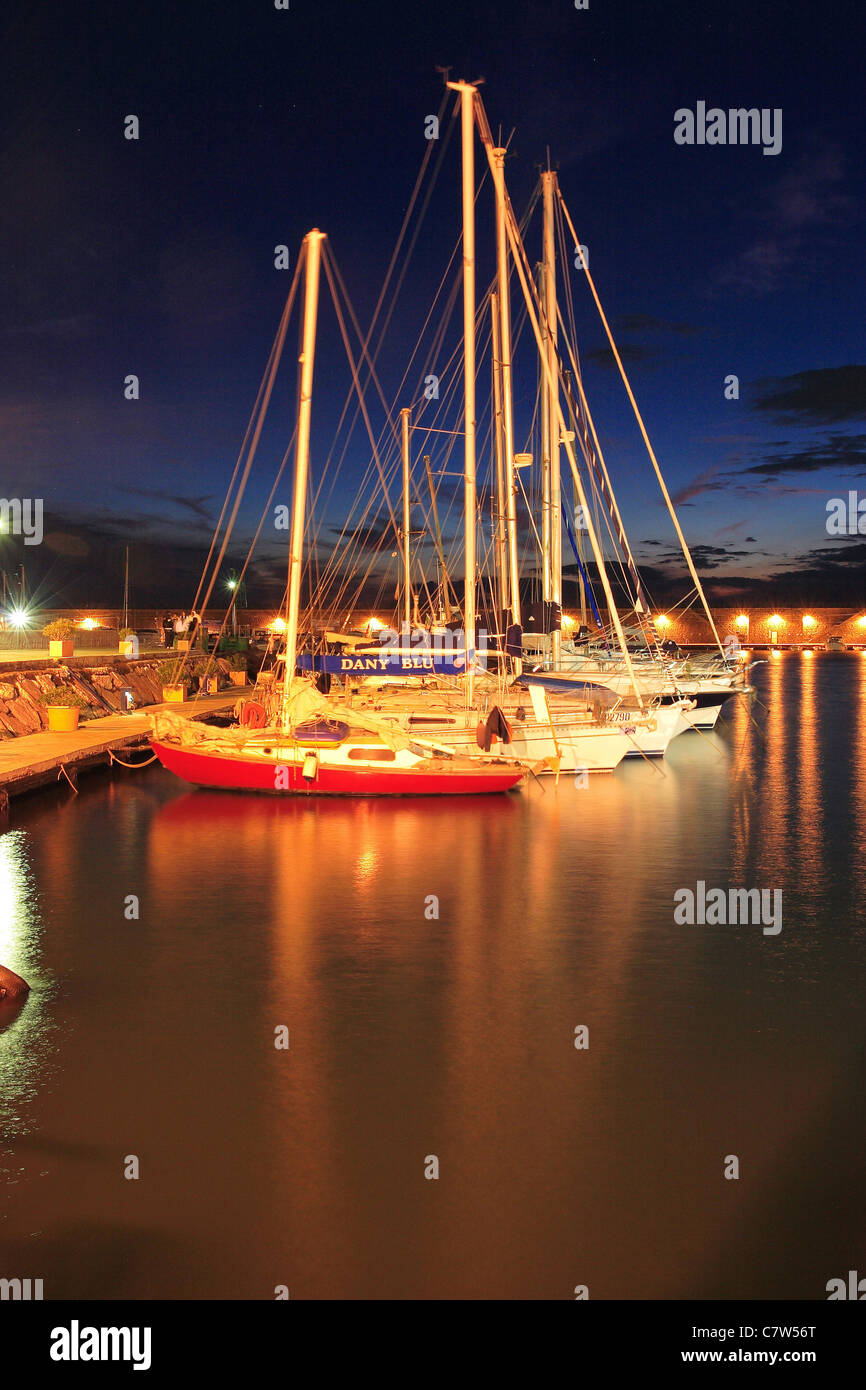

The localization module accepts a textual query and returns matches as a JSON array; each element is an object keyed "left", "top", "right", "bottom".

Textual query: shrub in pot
[
  {"left": 118, "top": 626, "right": 139, "bottom": 657},
  {"left": 40, "top": 686, "right": 90, "bottom": 732},
  {"left": 158, "top": 660, "right": 188, "bottom": 703},
  {"left": 42, "top": 619, "right": 75, "bottom": 660},
  {"left": 228, "top": 652, "right": 248, "bottom": 686}
]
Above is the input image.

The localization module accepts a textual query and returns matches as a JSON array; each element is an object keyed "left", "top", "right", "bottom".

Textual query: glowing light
[
  {"left": 7, "top": 608, "right": 29, "bottom": 629},
  {"left": 769, "top": 614, "right": 784, "bottom": 628},
  {"left": 803, "top": 649, "right": 814, "bottom": 657},
  {"left": 771, "top": 650, "right": 782, "bottom": 660},
  {"left": 735, "top": 614, "right": 749, "bottom": 628},
  {"left": 268, "top": 617, "right": 286, "bottom": 633},
  {"left": 367, "top": 617, "right": 385, "bottom": 634},
  {"left": 655, "top": 615, "right": 671, "bottom": 629},
  {"left": 561, "top": 614, "right": 576, "bottom": 628},
  {"left": 857, "top": 616, "right": 866, "bottom": 630},
  {"left": 226, "top": 578, "right": 238, "bottom": 591},
  {"left": 78, "top": 617, "right": 99, "bottom": 630},
  {"left": 802, "top": 614, "right": 817, "bottom": 630}
]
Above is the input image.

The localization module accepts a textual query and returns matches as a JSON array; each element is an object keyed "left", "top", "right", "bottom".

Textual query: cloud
[
  {"left": 585, "top": 342, "right": 659, "bottom": 370},
  {"left": 615, "top": 314, "right": 703, "bottom": 336},
  {"left": 741, "top": 432, "right": 866, "bottom": 477},
  {"left": 326, "top": 518, "right": 396, "bottom": 551},
  {"left": 716, "top": 144, "right": 852, "bottom": 293},
  {"left": 750, "top": 368, "right": 866, "bottom": 426},
  {"left": 670, "top": 466, "right": 730, "bottom": 504},
  {"left": 119, "top": 486, "right": 217, "bottom": 522}
]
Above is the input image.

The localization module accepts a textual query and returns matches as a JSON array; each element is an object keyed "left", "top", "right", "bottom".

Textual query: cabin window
[{"left": 347, "top": 747, "right": 396, "bottom": 761}]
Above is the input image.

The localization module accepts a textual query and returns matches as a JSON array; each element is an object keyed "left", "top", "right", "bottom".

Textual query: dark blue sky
[{"left": 0, "top": 0, "right": 863, "bottom": 611}]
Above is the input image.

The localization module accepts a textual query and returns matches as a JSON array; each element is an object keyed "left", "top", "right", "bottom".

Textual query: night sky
[{"left": 1, "top": 0, "right": 863, "bottom": 614}]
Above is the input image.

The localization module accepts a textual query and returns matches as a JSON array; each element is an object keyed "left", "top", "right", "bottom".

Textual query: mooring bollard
[{"left": 0, "top": 964, "right": 30, "bottom": 1002}]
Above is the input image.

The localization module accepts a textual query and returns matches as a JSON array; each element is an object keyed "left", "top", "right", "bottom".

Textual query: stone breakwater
[
  {"left": 0, "top": 662, "right": 164, "bottom": 737},
  {"left": 0, "top": 658, "right": 236, "bottom": 738}
]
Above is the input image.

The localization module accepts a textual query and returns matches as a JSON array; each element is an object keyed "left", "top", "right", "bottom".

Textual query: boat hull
[{"left": 151, "top": 740, "right": 524, "bottom": 797}]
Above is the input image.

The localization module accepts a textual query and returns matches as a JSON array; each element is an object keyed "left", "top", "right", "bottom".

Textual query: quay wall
[{"left": 3, "top": 606, "right": 866, "bottom": 649}]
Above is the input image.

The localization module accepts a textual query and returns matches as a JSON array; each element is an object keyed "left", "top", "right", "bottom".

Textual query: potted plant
[
  {"left": 158, "top": 660, "right": 188, "bottom": 703},
  {"left": 40, "top": 686, "right": 90, "bottom": 732},
  {"left": 118, "top": 626, "right": 138, "bottom": 657},
  {"left": 43, "top": 618, "right": 75, "bottom": 660},
  {"left": 228, "top": 652, "right": 248, "bottom": 687}
]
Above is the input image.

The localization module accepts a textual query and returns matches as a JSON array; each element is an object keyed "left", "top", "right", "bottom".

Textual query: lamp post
[{"left": 226, "top": 572, "right": 247, "bottom": 639}]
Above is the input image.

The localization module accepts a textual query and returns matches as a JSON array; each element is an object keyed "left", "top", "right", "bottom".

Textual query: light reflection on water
[{"left": 1, "top": 652, "right": 866, "bottom": 1298}]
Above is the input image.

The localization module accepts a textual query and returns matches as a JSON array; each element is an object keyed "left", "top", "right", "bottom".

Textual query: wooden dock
[{"left": 0, "top": 690, "right": 246, "bottom": 809}]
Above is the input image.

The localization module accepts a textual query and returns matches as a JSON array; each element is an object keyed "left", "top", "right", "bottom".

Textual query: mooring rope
[{"left": 108, "top": 750, "right": 159, "bottom": 769}]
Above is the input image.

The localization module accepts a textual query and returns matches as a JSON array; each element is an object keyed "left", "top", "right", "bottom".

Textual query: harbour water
[{"left": 2, "top": 650, "right": 865, "bottom": 1299}]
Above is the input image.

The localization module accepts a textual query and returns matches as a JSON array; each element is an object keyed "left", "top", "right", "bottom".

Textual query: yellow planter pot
[
  {"left": 162, "top": 684, "right": 188, "bottom": 703},
  {"left": 49, "top": 640, "right": 74, "bottom": 659},
  {"left": 46, "top": 706, "right": 81, "bottom": 732},
  {"left": 228, "top": 670, "right": 248, "bottom": 686}
]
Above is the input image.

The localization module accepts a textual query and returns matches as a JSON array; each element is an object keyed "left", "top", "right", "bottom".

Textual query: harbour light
[
  {"left": 655, "top": 615, "right": 671, "bottom": 629},
  {"left": 802, "top": 614, "right": 817, "bottom": 631},
  {"left": 269, "top": 617, "right": 286, "bottom": 633},
  {"left": 367, "top": 617, "right": 385, "bottom": 634},
  {"left": 78, "top": 617, "right": 99, "bottom": 630},
  {"left": 8, "top": 608, "right": 29, "bottom": 629},
  {"left": 735, "top": 614, "right": 749, "bottom": 628}
]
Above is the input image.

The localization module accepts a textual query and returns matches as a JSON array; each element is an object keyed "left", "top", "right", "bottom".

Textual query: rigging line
[
  {"left": 556, "top": 185, "right": 724, "bottom": 656},
  {"left": 316, "top": 99, "right": 460, "bottom": 511},
  {"left": 321, "top": 246, "right": 402, "bottom": 547},
  {"left": 324, "top": 87, "right": 454, "bottom": 450},
  {"left": 474, "top": 99, "right": 646, "bottom": 711},
  {"left": 168, "top": 241, "right": 303, "bottom": 689},
  {"left": 553, "top": 302, "right": 653, "bottom": 628},
  {"left": 304, "top": 91, "right": 455, "bottom": 563},
  {"left": 319, "top": 180, "right": 536, "bottom": 621},
  {"left": 197, "top": 433, "right": 298, "bottom": 689},
  {"left": 190, "top": 259, "right": 301, "bottom": 618}
]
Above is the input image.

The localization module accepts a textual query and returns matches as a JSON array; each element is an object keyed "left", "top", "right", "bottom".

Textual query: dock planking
[{"left": 0, "top": 690, "right": 247, "bottom": 807}]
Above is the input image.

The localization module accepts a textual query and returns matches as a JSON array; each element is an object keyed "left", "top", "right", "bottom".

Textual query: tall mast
[
  {"left": 424, "top": 454, "right": 452, "bottom": 622},
  {"left": 448, "top": 80, "right": 478, "bottom": 701},
  {"left": 490, "top": 290, "right": 509, "bottom": 625},
  {"left": 122, "top": 545, "right": 129, "bottom": 631},
  {"left": 477, "top": 120, "right": 645, "bottom": 709},
  {"left": 282, "top": 230, "right": 325, "bottom": 721},
  {"left": 400, "top": 406, "right": 412, "bottom": 630},
  {"left": 491, "top": 144, "right": 522, "bottom": 670},
  {"left": 539, "top": 261, "right": 551, "bottom": 603},
  {"left": 542, "top": 170, "right": 561, "bottom": 664},
  {"left": 556, "top": 189, "right": 725, "bottom": 657}
]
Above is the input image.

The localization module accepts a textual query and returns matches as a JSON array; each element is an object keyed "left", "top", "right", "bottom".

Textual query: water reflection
[{"left": 1, "top": 656, "right": 865, "bottom": 1296}]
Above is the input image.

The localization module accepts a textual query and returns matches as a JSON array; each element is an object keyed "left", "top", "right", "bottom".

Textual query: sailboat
[{"left": 151, "top": 230, "right": 526, "bottom": 797}]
